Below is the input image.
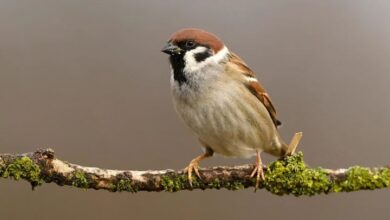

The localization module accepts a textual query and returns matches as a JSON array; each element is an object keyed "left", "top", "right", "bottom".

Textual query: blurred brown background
[{"left": 0, "top": 0, "right": 389, "bottom": 219}]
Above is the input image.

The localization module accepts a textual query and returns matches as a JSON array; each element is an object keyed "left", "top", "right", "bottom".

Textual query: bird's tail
[
  {"left": 284, "top": 132, "right": 303, "bottom": 156},
  {"left": 269, "top": 132, "right": 303, "bottom": 157}
]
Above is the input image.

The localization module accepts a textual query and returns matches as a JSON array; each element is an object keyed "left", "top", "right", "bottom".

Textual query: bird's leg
[
  {"left": 184, "top": 148, "right": 213, "bottom": 187},
  {"left": 250, "top": 150, "right": 265, "bottom": 191},
  {"left": 285, "top": 132, "right": 303, "bottom": 156}
]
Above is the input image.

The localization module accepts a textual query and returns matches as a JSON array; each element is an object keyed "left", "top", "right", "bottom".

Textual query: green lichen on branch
[
  {"left": 264, "top": 152, "right": 390, "bottom": 196},
  {"left": 161, "top": 175, "right": 188, "bottom": 192},
  {"left": 0, "top": 149, "right": 389, "bottom": 194},
  {"left": 156, "top": 152, "right": 346, "bottom": 195},
  {"left": 112, "top": 179, "right": 138, "bottom": 193},
  {"left": 71, "top": 170, "right": 89, "bottom": 188},
  {"left": 0, "top": 156, "right": 42, "bottom": 187},
  {"left": 264, "top": 152, "right": 332, "bottom": 196},
  {"left": 224, "top": 181, "right": 246, "bottom": 191},
  {"left": 333, "top": 166, "right": 390, "bottom": 192},
  {"left": 160, "top": 173, "right": 246, "bottom": 192}
]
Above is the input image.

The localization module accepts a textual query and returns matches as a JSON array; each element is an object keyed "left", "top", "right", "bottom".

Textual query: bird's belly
[{"left": 173, "top": 85, "right": 276, "bottom": 158}]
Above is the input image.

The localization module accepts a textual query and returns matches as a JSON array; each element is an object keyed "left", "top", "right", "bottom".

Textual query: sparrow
[{"left": 161, "top": 28, "right": 302, "bottom": 189}]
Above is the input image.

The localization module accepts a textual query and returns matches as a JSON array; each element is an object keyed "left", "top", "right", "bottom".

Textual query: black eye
[{"left": 185, "top": 40, "right": 195, "bottom": 48}]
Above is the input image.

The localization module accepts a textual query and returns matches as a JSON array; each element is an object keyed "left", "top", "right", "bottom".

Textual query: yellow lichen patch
[
  {"left": 71, "top": 170, "right": 89, "bottom": 188},
  {"left": 332, "top": 166, "right": 390, "bottom": 192},
  {"left": 264, "top": 152, "right": 332, "bottom": 196},
  {"left": 0, "top": 157, "right": 42, "bottom": 187}
]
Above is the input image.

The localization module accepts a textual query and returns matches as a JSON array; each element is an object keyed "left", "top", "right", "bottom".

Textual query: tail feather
[{"left": 285, "top": 132, "right": 303, "bottom": 156}]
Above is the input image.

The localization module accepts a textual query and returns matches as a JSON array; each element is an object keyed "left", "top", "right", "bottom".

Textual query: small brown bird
[{"left": 161, "top": 28, "right": 301, "bottom": 189}]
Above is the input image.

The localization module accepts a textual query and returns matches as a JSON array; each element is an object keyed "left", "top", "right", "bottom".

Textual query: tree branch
[{"left": 0, "top": 149, "right": 389, "bottom": 196}]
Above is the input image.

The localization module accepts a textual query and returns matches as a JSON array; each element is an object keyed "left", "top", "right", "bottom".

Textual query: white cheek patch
[
  {"left": 183, "top": 46, "right": 229, "bottom": 73},
  {"left": 183, "top": 46, "right": 208, "bottom": 72},
  {"left": 211, "top": 46, "right": 229, "bottom": 63}
]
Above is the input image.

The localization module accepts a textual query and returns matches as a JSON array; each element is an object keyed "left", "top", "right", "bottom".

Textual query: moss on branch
[
  {"left": 0, "top": 149, "right": 389, "bottom": 196},
  {"left": 0, "top": 156, "right": 42, "bottom": 188}
]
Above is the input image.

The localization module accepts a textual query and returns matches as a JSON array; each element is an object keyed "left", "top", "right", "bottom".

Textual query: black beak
[{"left": 161, "top": 42, "right": 182, "bottom": 55}]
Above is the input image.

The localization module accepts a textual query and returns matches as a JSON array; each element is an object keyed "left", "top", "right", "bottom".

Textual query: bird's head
[{"left": 161, "top": 28, "right": 229, "bottom": 82}]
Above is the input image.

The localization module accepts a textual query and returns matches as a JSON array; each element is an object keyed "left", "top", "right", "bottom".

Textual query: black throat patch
[
  {"left": 168, "top": 45, "right": 212, "bottom": 86},
  {"left": 169, "top": 54, "right": 187, "bottom": 85}
]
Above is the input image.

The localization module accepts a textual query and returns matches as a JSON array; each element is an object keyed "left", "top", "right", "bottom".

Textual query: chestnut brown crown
[{"left": 168, "top": 28, "right": 224, "bottom": 53}]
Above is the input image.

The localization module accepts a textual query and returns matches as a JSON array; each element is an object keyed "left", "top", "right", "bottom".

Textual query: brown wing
[{"left": 229, "top": 53, "right": 282, "bottom": 127}]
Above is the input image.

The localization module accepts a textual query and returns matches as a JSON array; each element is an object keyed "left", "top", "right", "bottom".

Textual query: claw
[
  {"left": 251, "top": 151, "right": 265, "bottom": 191},
  {"left": 193, "top": 166, "right": 201, "bottom": 179},
  {"left": 184, "top": 160, "right": 202, "bottom": 187},
  {"left": 250, "top": 163, "right": 265, "bottom": 191},
  {"left": 183, "top": 150, "right": 213, "bottom": 187}
]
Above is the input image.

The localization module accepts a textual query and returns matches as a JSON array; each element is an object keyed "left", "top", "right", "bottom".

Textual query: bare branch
[{"left": 0, "top": 149, "right": 389, "bottom": 196}]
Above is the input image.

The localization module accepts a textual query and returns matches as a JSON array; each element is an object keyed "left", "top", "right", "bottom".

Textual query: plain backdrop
[{"left": 0, "top": 0, "right": 389, "bottom": 219}]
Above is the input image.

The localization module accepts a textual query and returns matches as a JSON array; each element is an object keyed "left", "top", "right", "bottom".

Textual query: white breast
[
  {"left": 170, "top": 46, "right": 283, "bottom": 158},
  {"left": 171, "top": 70, "right": 277, "bottom": 158}
]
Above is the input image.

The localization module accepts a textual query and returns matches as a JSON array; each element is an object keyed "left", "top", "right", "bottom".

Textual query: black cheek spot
[{"left": 194, "top": 51, "right": 212, "bottom": 62}]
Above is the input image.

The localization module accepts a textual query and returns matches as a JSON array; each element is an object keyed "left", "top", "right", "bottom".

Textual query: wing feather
[{"left": 228, "top": 52, "right": 282, "bottom": 127}]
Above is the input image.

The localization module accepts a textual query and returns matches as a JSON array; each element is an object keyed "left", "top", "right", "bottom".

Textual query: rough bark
[{"left": 0, "top": 148, "right": 389, "bottom": 196}]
